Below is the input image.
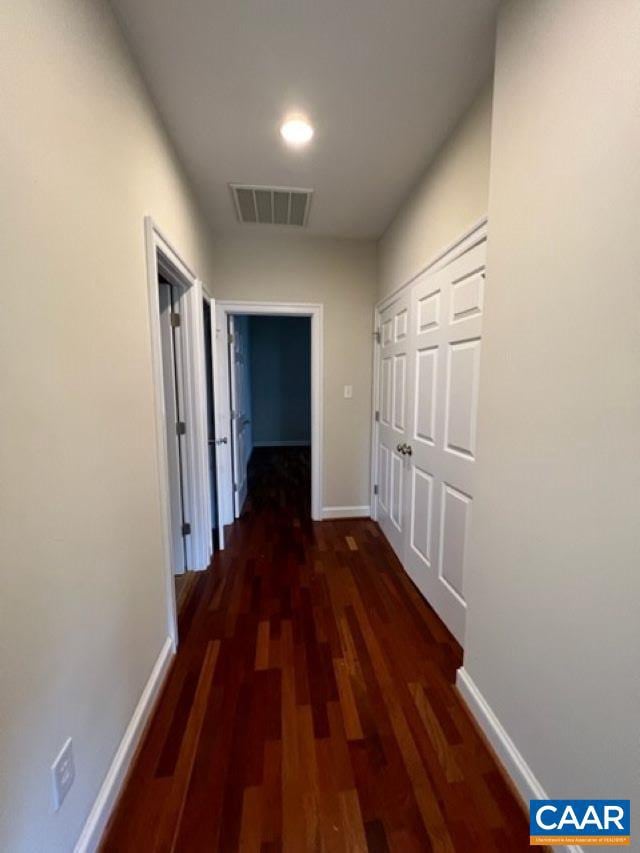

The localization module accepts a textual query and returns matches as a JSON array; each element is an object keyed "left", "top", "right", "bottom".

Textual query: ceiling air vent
[{"left": 230, "top": 184, "right": 313, "bottom": 227}]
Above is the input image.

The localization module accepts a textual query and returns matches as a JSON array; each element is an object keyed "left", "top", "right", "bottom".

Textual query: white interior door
[
  {"left": 375, "top": 292, "right": 411, "bottom": 560},
  {"left": 404, "top": 238, "right": 487, "bottom": 644},
  {"left": 228, "top": 315, "right": 252, "bottom": 516},
  {"left": 203, "top": 297, "right": 225, "bottom": 549},
  {"left": 158, "top": 280, "right": 187, "bottom": 575}
]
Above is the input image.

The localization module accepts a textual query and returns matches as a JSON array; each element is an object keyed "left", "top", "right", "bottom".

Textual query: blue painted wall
[{"left": 248, "top": 316, "right": 311, "bottom": 445}]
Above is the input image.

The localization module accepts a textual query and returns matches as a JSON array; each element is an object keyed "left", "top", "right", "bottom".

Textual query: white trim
[
  {"left": 456, "top": 668, "right": 583, "bottom": 853},
  {"left": 144, "top": 218, "right": 212, "bottom": 646},
  {"left": 179, "top": 275, "right": 213, "bottom": 572},
  {"left": 202, "top": 291, "right": 226, "bottom": 550},
  {"left": 253, "top": 440, "right": 311, "bottom": 447},
  {"left": 216, "top": 301, "right": 323, "bottom": 521},
  {"left": 376, "top": 216, "right": 488, "bottom": 313},
  {"left": 369, "top": 307, "right": 381, "bottom": 522},
  {"left": 214, "top": 308, "right": 235, "bottom": 527},
  {"left": 74, "top": 638, "right": 174, "bottom": 853},
  {"left": 370, "top": 218, "right": 488, "bottom": 520},
  {"left": 322, "top": 505, "right": 370, "bottom": 519}
]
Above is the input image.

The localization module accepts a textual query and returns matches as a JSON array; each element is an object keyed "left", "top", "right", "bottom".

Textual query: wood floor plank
[
  {"left": 255, "top": 619, "right": 270, "bottom": 671},
  {"left": 238, "top": 785, "right": 263, "bottom": 853},
  {"left": 155, "top": 639, "right": 220, "bottom": 851},
  {"left": 101, "top": 447, "right": 529, "bottom": 852}
]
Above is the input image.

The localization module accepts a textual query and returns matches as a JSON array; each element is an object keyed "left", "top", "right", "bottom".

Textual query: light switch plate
[
  {"left": 343, "top": 385, "right": 353, "bottom": 399},
  {"left": 51, "top": 737, "right": 75, "bottom": 811}
]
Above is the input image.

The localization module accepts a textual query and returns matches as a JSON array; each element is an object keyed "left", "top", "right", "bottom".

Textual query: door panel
[
  {"left": 378, "top": 444, "right": 389, "bottom": 512},
  {"left": 417, "top": 288, "right": 440, "bottom": 331},
  {"left": 394, "top": 308, "right": 408, "bottom": 341},
  {"left": 445, "top": 339, "right": 481, "bottom": 458},
  {"left": 414, "top": 347, "right": 437, "bottom": 444},
  {"left": 376, "top": 292, "right": 411, "bottom": 559},
  {"left": 410, "top": 466, "right": 434, "bottom": 565},
  {"left": 439, "top": 483, "right": 471, "bottom": 600},
  {"left": 381, "top": 357, "right": 393, "bottom": 424},
  {"left": 390, "top": 452, "right": 403, "bottom": 529},
  {"left": 393, "top": 355, "right": 406, "bottom": 431},
  {"left": 403, "top": 238, "right": 487, "bottom": 645}
]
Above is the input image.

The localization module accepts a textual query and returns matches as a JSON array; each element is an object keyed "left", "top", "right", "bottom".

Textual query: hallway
[{"left": 102, "top": 448, "right": 528, "bottom": 851}]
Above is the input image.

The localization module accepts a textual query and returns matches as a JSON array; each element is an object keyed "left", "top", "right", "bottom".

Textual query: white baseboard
[
  {"left": 74, "top": 636, "right": 175, "bottom": 853},
  {"left": 322, "top": 505, "right": 371, "bottom": 519},
  {"left": 253, "top": 440, "right": 311, "bottom": 447},
  {"left": 456, "top": 668, "right": 583, "bottom": 853}
]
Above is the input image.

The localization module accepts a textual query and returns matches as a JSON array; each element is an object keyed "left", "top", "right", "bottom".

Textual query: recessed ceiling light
[{"left": 280, "top": 116, "right": 314, "bottom": 147}]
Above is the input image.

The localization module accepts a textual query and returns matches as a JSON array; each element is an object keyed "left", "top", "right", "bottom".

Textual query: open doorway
[
  {"left": 229, "top": 314, "right": 312, "bottom": 516},
  {"left": 216, "top": 301, "right": 323, "bottom": 524},
  {"left": 158, "top": 274, "right": 189, "bottom": 592}
]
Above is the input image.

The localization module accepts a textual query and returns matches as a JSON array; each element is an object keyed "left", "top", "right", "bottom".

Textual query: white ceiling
[{"left": 112, "top": 0, "right": 498, "bottom": 239}]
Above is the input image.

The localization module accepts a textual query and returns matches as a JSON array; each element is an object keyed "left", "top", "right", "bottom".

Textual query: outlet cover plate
[{"left": 51, "top": 737, "right": 75, "bottom": 811}]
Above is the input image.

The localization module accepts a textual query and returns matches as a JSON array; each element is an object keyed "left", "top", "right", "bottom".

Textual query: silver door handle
[
  {"left": 396, "top": 443, "right": 404, "bottom": 454},
  {"left": 214, "top": 437, "right": 228, "bottom": 445},
  {"left": 404, "top": 444, "right": 413, "bottom": 456}
]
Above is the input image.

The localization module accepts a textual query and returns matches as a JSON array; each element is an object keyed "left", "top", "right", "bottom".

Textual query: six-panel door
[
  {"left": 376, "top": 292, "right": 411, "bottom": 560},
  {"left": 378, "top": 238, "right": 486, "bottom": 645}
]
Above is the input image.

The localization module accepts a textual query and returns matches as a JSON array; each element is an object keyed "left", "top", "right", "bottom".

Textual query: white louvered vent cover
[{"left": 230, "top": 184, "right": 313, "bottom": 227}]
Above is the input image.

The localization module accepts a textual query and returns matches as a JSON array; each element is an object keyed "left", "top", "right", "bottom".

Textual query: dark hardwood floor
[{"left": 102, "top": 447, "right": 529, "bottom": 852}]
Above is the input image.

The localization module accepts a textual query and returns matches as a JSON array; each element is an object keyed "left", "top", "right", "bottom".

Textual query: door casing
[
  {"left": 158, "top": 278, "right": 189, "bottom": 576},
  {"left": 202, "top": 289, "right": 227, "bottom": 550},
  {"left": 215, "top": 301, "right": 323, "bottom": 523},
  {"left": 145, "top": 217, "right": 214, "bottom": 648}
]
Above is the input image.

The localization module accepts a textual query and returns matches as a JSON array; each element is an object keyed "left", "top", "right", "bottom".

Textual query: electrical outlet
[
  {"left": 51, "top": 737, "right": 75, "bottom": 811},
  {"left": 343, "top": 385, "right": 353, "bottom": 399}
]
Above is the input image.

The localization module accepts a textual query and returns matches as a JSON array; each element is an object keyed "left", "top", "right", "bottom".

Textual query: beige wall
[
  {"left": 464, "top": 0, "right": 639, "bottom": 808},
  {"left": 209, "top": 234, "right": 378, "bottom": 510},
  {"left": 0, "top": 1, "right": 217, "bottom": 850},
  {"left": 377, "top": 83, "right": 493, "bottom": 300}
]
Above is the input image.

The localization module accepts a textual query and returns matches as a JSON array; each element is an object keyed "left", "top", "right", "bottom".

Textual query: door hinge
[
  {"left": 181, "top": 522, "right": 191, "bottom": 536},
  {"left": 233, "top": 483, "right": 238, "bottom": 492},
  {"left": 375, "top": 410, "right": 380, "bottom": 422},
  {"left": 170, "top": 312, "right": 181, "bottom": 328},
  {"left": 374, "top": 329, "right": 381, "bottom": 344},
  {"left": 228, "top": 333, "right": 235, "bottom": 343},
  {"left": 373, "top": 484, "right": 379, "bottom": 495},
  {"left": 176, "top": 421, "right": 186, "bottom": 435}
]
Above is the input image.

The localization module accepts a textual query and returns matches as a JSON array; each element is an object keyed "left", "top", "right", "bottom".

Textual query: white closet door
[
  {"left": 376, "top": 292, "right": 411, "bottom": 560},
  {"left": 404, "top": 238, "right": 487, "bottom": 644}
]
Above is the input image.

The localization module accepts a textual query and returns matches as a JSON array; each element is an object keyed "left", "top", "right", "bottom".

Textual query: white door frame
[
  {"left": 215, "top": 301, "right": 323, "bottom": 522},
  {"left": 144, "top": 217, "right": 213, "bottom": 648},
  {"left": 201, "top": 286, "right": 228, "bottom": 550},
  {"left": 370, "top": 217, "right": 488, "bottom": 521}
]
